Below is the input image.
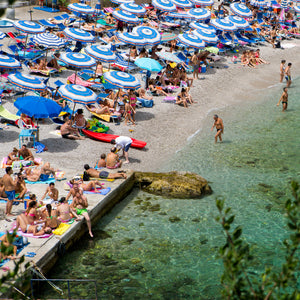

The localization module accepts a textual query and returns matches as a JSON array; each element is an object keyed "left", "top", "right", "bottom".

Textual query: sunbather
[
  {"left": 138, "top": 88, "right": 153, "bottom": 100},
  {"left": 98, "top": 32, "right": 119, "bottom": 43},
  {"left": 16, "top": 214, "right": 52, "bottom": 236},
  {"left": 148, "top": 79, "right": 169, "bottom": 96},
  {"left": 95, "top": 154, "right": 106, "bottom": 168},
  {"left": 83, "top": 164, "right": 127, "bottom": 179},
  {"left": 40, "top": 182, "right": 59, "bottom": 204},
  {"left": 57, "top": 197, "right": 79, "bottom": 223},
  {"left": 95, "top": 61, "right": 104, "bottom": 76},
  {"left": 70, "top": 178, "right": 103, "bottom": 192},
  {"left": 47, "top": 53, "right": 63, "bottom": 71},
  {"left": 107, "top": 147, "right": 122, "bottom": 169},
  {"left": 86, "top": 104, "right": 111, "bottom": 115},
  {"left": 60, "top": 119, "right": 85, "bottom": 140},
  {"left": 176, "top": 88, "right": 189, "bottom": 108},
  {"left": 74, "top": 109, "right": 88, "bottom": 128},
  {"left": 7, "top": 148, "right": 19, "bottom": 165}
]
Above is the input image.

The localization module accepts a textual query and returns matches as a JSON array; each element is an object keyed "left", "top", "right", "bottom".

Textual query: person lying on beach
[
  {"left": 57, "top": 197, "right": 80, "bottom": 223},
  {"left": 277, "top": 87, "right": 288, "bottom": 112},
  {"left": 98, "top": 32, "right": 119, "bottom": 43},
  {"left": 148, "top": 79, "right": 169, "bottom": 97},
  {"left": 84, "top": 164, "right": 127, "bottom": 180},
  {"left": 47, "top": 53, "right": 63, "bottom": 71},
  {"left": 16, "top": 214, "right": 52, "bottom": 236},
  {"left": 66, "top": 182, "right": 93, "bottom": 237},
  {"left": 95, "top": 154, "right": 106, "bottom": 168},
  {"left": 138, "top": 88, "right": 153, "bottom": 100},
  {"left": 7, "top": 148, "right": 19, "bottom": 165},
  {"left": 53, "top": 87, "right": 67, "bottom": 108},
  {"left": 86, "top": 104, "right": 111, "bottom": 116},
  {"left": 60, "top": 119, "right": 85, "bottom": 140},
  {"left": 41, "top": 162, "right": 57, "bottom": 180},
  {"left": 107, "top": 147, "right": 123, "bottom": 169},
  {"left": 40, "top": 182, "right": 59, "bottom": 204},
  {"left": 69, "top": 178, "right": 103, "bottom": 192}
]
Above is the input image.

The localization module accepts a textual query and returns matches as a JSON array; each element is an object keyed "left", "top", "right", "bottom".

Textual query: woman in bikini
[
  {"left": 15, "top": 214, "right": 52, "bottom": 236},
  {"left": 86, "top": 104, "right": 111, "bottom": 115},
  {"left": 176, "top": 88, "right": 189, "bottom": 108},
  {"left": 128, "top": 90, "right": 137, "bottom": 123},
  {"left": 124, "top": 100, "right": 135, "bottom": 126},
  {"left": 57, "top": 197, "right": 79, "bottom": 222},
  {"left": 7, "top": 148, "right": 19, "bottom": 165}
]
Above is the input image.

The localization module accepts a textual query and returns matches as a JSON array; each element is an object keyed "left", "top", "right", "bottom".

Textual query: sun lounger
[
  {"left": 67, "top": 73, "right": 95, "bottom": 87},
  {"left": 38, "top": 19, "right": 57, "bottom": 28}
]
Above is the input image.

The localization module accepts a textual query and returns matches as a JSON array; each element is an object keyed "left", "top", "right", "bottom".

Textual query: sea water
[{"left": 39, "top": 79, "right": 300, "bottom": 299}]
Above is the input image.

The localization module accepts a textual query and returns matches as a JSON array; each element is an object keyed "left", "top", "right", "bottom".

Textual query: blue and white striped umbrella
[
  {"left": 230, "top": 3, "right": 253, "bottom": 18},
  {"left": 250, "top": 0, "right": 269, "bottom": 7},
  {"left": 294, "top": 6, "right": 300, "bottom": 12},
  {"left": 63, "top": 28, "right": 95, "bottom": 43},
  {"left": 0, "top": 54, "right": 21, "bottom": 69},
  {"left": 8, "top": 73, "right": 46, "bottom": 91},
  {"left": 152, "top": 0, "right": 177, "bottom": 12},
  {"left": 226, "top": 16, "right": 249, "bottom": 29},
  {"left": 188, "top": 8, "right": 211, "bottom": 20},
  {"left": 157, "top": 51, "right": 182, "bottom": 63},
  {"left": 171, "top": 0, "right": 193, "bottom": 8},
  {"left": 112, "top": 10, "right": 140, "bottom": 23},
  {"left": 280, "top": 0, "right": 288, "bottom": 8},
  {"left": 192, "top": 0, "right": 214, "bottom": 6},
  {"left": 95, "top": 0, "right": 101, "bottom": 14},
  {"left": 13, "top": 20, "right": 45, "bottom": 34},
  {"left": 177, "top": 33, "right": 205, "bottom": 49},
  {"left": 32, "top": 33, "right": 66, "bottom": 49},
  {"left": 117, "top": 32, "right": 147, "bottom": 46},
  {"left": 193, "top": 29, "right": 218, "bottom": 43},
  {"left": 190, "top": 21, "right": 216, "bottom": 32},
  {"left": 0, "top": 32, "right": 5, "bottom": 40},
  {"left": 58, "top": 85, "right": 97, "bottom": 105},
  {"left": 85, "top": 45, "right": 116, "bottom": 62},
  {"left": 133, "top": 26, "right": 161, "bottom": 45},
  {"left": 111, "top": 0, "right": 134, "bottom": 4},
  {"left": 59, "top": 52, "right": 96, "bottom": 68},
  {"left": 210, "top": 18, "right": 237, "bottom": 31},
  {"left": 68, "top": 3, "right": 95, "bottom": 14},
  {"left": 103, "top": 71, "right": 141, "bottom": 89},
  {"left": 120, "top": 3, "right": 147, "bottom": 14}
]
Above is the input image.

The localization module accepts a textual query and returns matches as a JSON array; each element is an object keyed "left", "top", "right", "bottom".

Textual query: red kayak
[{"left": 82, "top": 129, "right": 147, "bottom": 149}]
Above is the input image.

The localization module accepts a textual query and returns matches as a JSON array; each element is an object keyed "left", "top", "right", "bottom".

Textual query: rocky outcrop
[{"left": 134, "top": 171, "right": 212, "bottom": 199}]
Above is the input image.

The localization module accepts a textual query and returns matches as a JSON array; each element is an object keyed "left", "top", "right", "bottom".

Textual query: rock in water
[{"left": 134, "top": 171, "right": 212, "bottom": 199}]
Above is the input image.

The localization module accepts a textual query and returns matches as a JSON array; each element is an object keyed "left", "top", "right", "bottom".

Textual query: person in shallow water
[
  {"left": 211, "top": 114, "right": 224, "bottom": 143},
  {"left": 277, "top": 87, "right": 288, "bottom": 112}
]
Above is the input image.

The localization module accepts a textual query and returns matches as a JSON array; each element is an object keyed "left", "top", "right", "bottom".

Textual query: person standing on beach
[
  {"left": 280, "top": 60, "right": 286, "bottom": 83},
  {"left": 2, "top": 167, "right": 17, "bottom": 217},
  {"left": 277, "top": 87, "right": 288, "bottom": 112},
  {"left": 191, "top": 51, "right": 200, "bottom": 80},
  {"left": 285, "top": 62, "right": 292, "bottom": 88},
  {"left": 111, "top": 136, "right": 132, "bottom": 164},
  {"left": 211, "top": 115, "right": 224, "bottom": 143}
]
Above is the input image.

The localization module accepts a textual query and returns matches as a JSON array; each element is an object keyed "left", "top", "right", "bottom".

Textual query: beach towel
[
  {"left": 67, "top": 73, "right": 95, "bottom": 87},
  {"left": 83, "top": 187, "right": 111, "bottom": 195},
  {"left": 50, "top": 130, "right": 62, "bottom": 137},
  {"left": 163, "top": 96, "right": 176, "bottom": 103},
  {"left": 53, "top": 223, "right": 71, "bottom": 235},
  {"left": 55, "top": 171, "right": 66, "bottom": 181},
  {"left": 18, "top": 230, "right": 52, "bottom": 239},
  {"left": 34, "top": 142, "right": 47, "bottom": 153},
  {"left": 0, "top": 157, "right": 8, "bottom": 168},
  {"left": 25, "top": 178, "right": 55, "bottom": 184}
]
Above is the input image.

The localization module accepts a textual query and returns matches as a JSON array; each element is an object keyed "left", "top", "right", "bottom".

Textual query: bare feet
[{"left": 89, "top": 231, "right": 93, "bottom": 238}]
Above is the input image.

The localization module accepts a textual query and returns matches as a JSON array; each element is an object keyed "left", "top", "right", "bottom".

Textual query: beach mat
[
  {"left": 18, "top": 230, "right": 52, "bottom": 239},
  {"left": 83, "top": 187, "right": 111, "bottom": 195},
  {"left": 53, "top": 223, "right": 71, "bottom": 235},
  {"left": 33, "top": 6, "right": 59, "bottom": 12},
  {"left": 25, "top": 178, "right": 55, "bottom": 185}
]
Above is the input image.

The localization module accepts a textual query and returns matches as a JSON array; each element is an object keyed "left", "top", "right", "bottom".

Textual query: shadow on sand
[{"left": 40, "top": 137, "right": 79, "bottom": 153}]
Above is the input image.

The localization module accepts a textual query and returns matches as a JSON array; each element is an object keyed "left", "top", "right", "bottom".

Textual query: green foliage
[{"left": 216, "top": 181, "right": 300, "bottom": 299}]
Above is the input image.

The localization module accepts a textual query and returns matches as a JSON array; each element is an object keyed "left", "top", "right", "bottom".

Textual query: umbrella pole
[
  {"left": 36, "top": 119, "right": 39, "bottom": 142},
  {"left": 71, "top": 102, "right": 76, "bottom": 118},
  {"left": 23, "top": 34, "right": 28, "bottom": 57}
]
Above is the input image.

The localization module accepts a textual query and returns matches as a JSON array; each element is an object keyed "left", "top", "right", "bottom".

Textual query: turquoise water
[{"left": 40, "top": 79, "right": 300, "bottom": 299}]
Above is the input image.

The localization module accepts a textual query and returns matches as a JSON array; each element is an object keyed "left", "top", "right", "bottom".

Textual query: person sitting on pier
[
  {"left": 40, "top": 182, "right": 59, "bottom": 205},
  {"left": 57, "top": 197, "right": 79, "bottom": 223},
  {"left": 65, "top": 182, "right": 93, "bottom": 238},
  {"left": 7, "top": 147, "right": 19, "bottom": 165}
]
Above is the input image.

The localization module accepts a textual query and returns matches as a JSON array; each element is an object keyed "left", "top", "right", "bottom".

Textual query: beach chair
[
  {"left": 111, "top": 53, "right": 139, "bottom": 73},
  {"left": 54, "top": 80, "right": 64, "bottom": 87},
  {"left": 38, "top": 19, "right": 57, "bottom": 28},
  {"left": 235, "top": 32, "right": 257, "bottom": 45}
]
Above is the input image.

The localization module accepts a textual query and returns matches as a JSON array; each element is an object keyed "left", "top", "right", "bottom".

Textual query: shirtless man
[
  {"left": 15, "top": 173, "right": 26, "bottom": 201},
  {"left": 107, "top": 147, "right": 122, "bottom": 169},
  {"left": 191, "top": 51, "right": 200, "bottom": 80},
  {"left": 211, "top": 114, "right": 224, "bottom": 143},
  {"left": 2, "top": 167, "right": 17, "bottom": 217},
  {"left": 40, "top": 182, "right": 59, "bottom": 204},
  {"left": 285, "top": 62, "right": 292, "bottom": 88},
  {"left": 18, "top": 144, "right": 34, "bottom": 161},
  {"left": 95, "top": 154, "right": 106, "bottom": 168},
  {"left": 60, "top": 119, "right": 85, "bottom": 140},
  {"left": 277, "top": 87, "right": 288, "bottom": 112},
  {"left": 280, "top": 60, "right": 286, "bottom": 83},
  {"left": 84, "top": 164, "right": 127, "bottom": 179},
  {"left": 66, "top": 182, "right": 93, "bottom": 237}
]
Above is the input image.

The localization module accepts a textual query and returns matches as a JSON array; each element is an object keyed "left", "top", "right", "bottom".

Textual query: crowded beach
[{"left": 0, "top": 0, "right": 299, "bottom": 275}]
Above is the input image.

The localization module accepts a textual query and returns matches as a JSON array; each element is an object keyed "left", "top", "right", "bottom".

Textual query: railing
[{"left": 30, "top": 278, "right": 98, "bottom": 299}]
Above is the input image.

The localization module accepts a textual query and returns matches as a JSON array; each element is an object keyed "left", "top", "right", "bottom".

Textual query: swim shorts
[
  {"left": 5, "top": 190, "right": 15, "bottom": 201},
  {"left": 40, "top": 174, "right": 50, "bottom": 181},
  {"left": 99, "top": 171, "right": 109, "bottom": 179},
  {"left": 124, "top": 143, "right": 131, "bottom": 152},
  {"left": 62, "top": 133, "right": 71, "bottom": 139},
  {"left": 76, "top": 208, "right": 88, "bottom": 215}
]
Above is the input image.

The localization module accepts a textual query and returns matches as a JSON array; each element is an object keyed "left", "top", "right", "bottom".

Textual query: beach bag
[
  {"left": 83, "top": 171, "right": 90, "bottom": 181},
  {"left": 275, "top": 41, "right": 281, "bottom": 48}
]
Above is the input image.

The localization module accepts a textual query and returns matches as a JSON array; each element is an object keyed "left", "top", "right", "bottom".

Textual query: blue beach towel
[
  {"left": 25, "top": 178, "right": 55, "bottom": 185},
  {"left": 83, "top": 187, "right": 111, "bottom": 195}
]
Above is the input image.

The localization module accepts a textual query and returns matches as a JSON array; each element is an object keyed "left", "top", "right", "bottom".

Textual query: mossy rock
[{"left": 134, "top": 171, "right": 212, "bottom": 199}]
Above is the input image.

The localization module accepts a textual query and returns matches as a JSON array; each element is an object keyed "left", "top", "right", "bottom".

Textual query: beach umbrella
[
  {"left": 293, "top": 6, "right": 300, "bottom": 12},
  {"left": 230, "top": 3, "right": 253, "bottom": 18},
  {"left": 250, "top": 0, "right": 269, "bottom": 7},
  {"left": 95, "top": 0, "right": 101, "bottom": 14},
  {"left": 193, "top": 28, "right": 218, "bottom": 43},
  {"left": 161, "top": 32, "right": 178, "bottom": 42},
  {"left": 156, "top": 51, "right": 182, "bottom": 63},
  {"left": 188, "top": 8, "right": 211, "bottom": 20},
  {"left": 13, "top": 20, "right": 45, "bottom": 34},
  {"left": 14, "top": 96, "right": 62, "bottom": 119},
  {"left": 117, "top": 32, "right": 147, "bottom": 46},
  {"left": 192, "top": 0, "right": 214, "bottom": 6},
  {"left": 133, "top": 26, "right": 161, "bottom": 45},
  {"left": 0, "top": 32, "right": 6, "bottom": 40},
  {"left": 171, "top": 0, "right": 193, "bottom": 8},
  {"left": 85, "top": 45, "right": 116, "bottom": 63},
  {"left": 134, "top": 58, "right": 163, "bottom": 72},
  {"left": 190, "top": 21, "right": 216, "bottom": 32},
  {"left": 120, "top": 3, "right": 147, "bottom": 15},
  {"left": 0, "top": 54, "right": 22, "bottom": 69},
  {"left": 32, "top": 33, "right": 66, "bottom": 49},
  {"left": 168, "top": 11, "right": 191, "bottom": 18},
  {"left": 59, "top": 52, "right": 96, "bottom": 68},
  {"left": 8, "top": 73, "right": 46, "bottom": 92},
  {"left": 152, "top": 0, "right": 177, "bottom": 12},
  {"left": 226, "top": 16, "right": 249, "bottom": 29},
  {"left": 58, "top": 84, "right": 97, "bottom": 105},
  {"left": 63, "top": 28, "right": 95, "bottom": 43},
  {"left": 68, "top": 3, "right": 95, "bottom": 14},
  {"left": 111, "top": 0, "right": 134, "bottom": 4},
  {"left": 210, "top": 18, "right": 237, "bottom": 31},
  {"left": 112, "top": 10, "right": 140, "bottom": 23},
  {"left": 103, "top": 71, "right": 141, "bottom": 89},
  {"left": 177, "top": 33, "right": 205, "bottom": 49}
]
